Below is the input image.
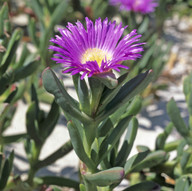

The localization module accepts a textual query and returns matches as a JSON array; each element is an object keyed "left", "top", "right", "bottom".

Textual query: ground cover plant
[{"left": 0, "top": 0, "right": 192, "bottom": 190}]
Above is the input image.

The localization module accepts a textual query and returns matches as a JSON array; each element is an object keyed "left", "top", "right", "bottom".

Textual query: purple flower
[
  {"left": 110, "top": 0, "right": 158, "bottom": 14},
  {"left": 49, "top": 17, "right": 144, "bottom": 79}
]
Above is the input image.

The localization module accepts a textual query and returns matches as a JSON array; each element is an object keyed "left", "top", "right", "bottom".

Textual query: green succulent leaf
[
  {"left": 77, "top": 75, "right": 91, "bottom": 115},
  {"left": 183, "top": 72, "right": 192, "bottom": 97},
  {"left": 0, "top": 159, "right": 9, "bottom": 189},
  {"left": 122, "top": 181, "right": 160, "bottom": 191},
  {"left": 4, "top": 19, "right": 11, "bottom": 35},
  {"left": 2, "top": 133, "right": 27, "bottom": 144},
  {"left": 177, "top": 139, "right": 187, "bottom": 157},
  {"left": 0, "top": 57, "right": 39, "bottom": 95},
  {"left": 88, "top": 77, "right": 104, "bottom": 115},
  {"left": 0, "top": 71, "right": 13, "bottom": 95},
  {"left": 0, "top": 3, "right": 9, "bottom": 37},
  {"left": 83, "top": 167, "right": 124, "bottom": 187},
  {"left": 108, "top": 96, "right": 141, "bottom": 129},
  {"left": 67, "top": 121, "right": 96, "bottom": 171},
  {"left": 26, "top": 102, "right": 42, "bottom": 145},
  {"left": 92, "top": 0, "right": 108, "bottom": 18},
  {"left": 129, "top": 151, "right": 168, "bottom": 172},
  {"left": 167, "top": 98, "right": 189, "bottom": 137},
  {"left": 13, "top": 58, "right": 39, "bottom": 82},
  {"left": 115, "top": 117, "right": 139, "bottom": 166},
  {"left": 123, "top": 96, "right": 142, "bottom": 117},
  {"left": 0, "top": 29, "right": 23, "bottom": 74},
  {"left": 94, "top": 72, "right": 118, "bottom": 89},
  {"left": 39, "top": 100, "right": 60, "bottom": 139},
  {"left": 24, "top": 139, "right": 36, "bottom": 162},
  {"left": 15, "top": 43, "right": 30, "bottom": 68},
  {"left": 28, "top": 18, "right": 39, "bottom": 47},
  {"left": 138, "top": 41, "right": 156, "bottom": 71},
  {"left": 180, "top": 151, "right": 191, "bottom": 172},
  {"left": 4, "top": 88, "right": 18, "bottom": 103},
  {"left": 183, "top": 74, "right": 192, "bottom": 109},
  {"left": 99, "top": 72, "right": 129, "bottom": 110},
  {"left": 98, "top": 97, "right": 139, "bottom": 138},
  {"left": 175, "top": 176, "right": 192, "bottom": 191},
  {"left": 183, "top": 73, "right": 192, "bottom": 128},
  {"left": 42, "top": 67, "right": 79, "bottom": 110},
  {"left": 187, "top": 92, "right": 192, "bottom": 128},
  {"left": 164, "top": 139, "right": 183, "bottom": 152},
  {"left": 97, "top": 70, "right": 153, "bottom": 121},
  {"left": 98, "top": 116, "right": 132, "bottom": 165},
  {"left": 0, "top": 154, "right": 2, "bottom": 170},
  {"left": 0, "top": 104, "right": 16, "bottom": 133},
  {"left": 155, "top": 122, "right": 174, "bottom": 150},
  {"left": 79, "top": 184, "right": 86, "bottom": 191},
  {"left": 31, "top": 84, "right": 40, "bottom": 119},
  {"left": 124, "top": 150, "right": 150, "bottom": 175},
  {"left": 98, "top": 118, "right": 114, "bottom": 138},
  {"left": 42, "top": 68, "right": 93, "bottom": 123},
  {"left": 0, "top": 151, "right": 14, "bottom": 190},
  {"left": 36, "top": 176, "right": 79, "bottom": 189},
  {"left": 138, "top": 16, "right": 150, "bottom": 34},
  {"left": 136, "top": 145, "right": 150, "bottom": 152},
  {"left": 7, "top": 151, "right": 14, "bottom": 175}
]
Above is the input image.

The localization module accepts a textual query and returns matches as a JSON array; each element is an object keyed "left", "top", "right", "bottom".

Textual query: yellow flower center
[{"left": 81, "top": 48, "right": 112, "bottom": 67}]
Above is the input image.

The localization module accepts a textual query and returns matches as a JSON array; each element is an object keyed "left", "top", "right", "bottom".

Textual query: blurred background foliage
[{"left": 0, "top": 0, "right": 192, "bottom": 190}]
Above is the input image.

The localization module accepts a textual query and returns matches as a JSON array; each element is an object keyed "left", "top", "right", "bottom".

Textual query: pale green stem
[{"left": 26, "top": 144, "right": 41, "bottom": 186}]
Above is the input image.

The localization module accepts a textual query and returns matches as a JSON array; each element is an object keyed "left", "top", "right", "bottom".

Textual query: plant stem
[
  {"left": 27, "top": 168, "right": 37, "bottom": 186},
  {"left": 26, "top": 144, "right": 41, "bottom": 186},
  {"left": 128, "top": 11, "right": 136, "bottom": 31},
  {"left": 164, "top": 139, "right": 183, "bottom": 152},
  {"left": 84, "top": 120, "right": 99, "bottom": 155},
  {"left": 83, "top": 178, "right": 97, "bottom": 191}
]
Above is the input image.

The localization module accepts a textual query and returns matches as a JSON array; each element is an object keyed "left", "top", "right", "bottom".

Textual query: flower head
[
  {"left": 110, "top": 0, "right": 158, "bottom": 14},
  {"left": 49, "top": 17, "right": 144, "bottom": 79}
]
